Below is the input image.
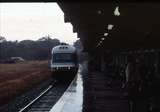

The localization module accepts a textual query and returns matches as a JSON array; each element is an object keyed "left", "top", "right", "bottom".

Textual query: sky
[{"left": 0, "top": 3, "right": 77, "bottom": 44}]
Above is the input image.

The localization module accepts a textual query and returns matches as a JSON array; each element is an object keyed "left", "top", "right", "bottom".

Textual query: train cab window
[{"left": 52, "top": 53, "right": 76, "bottom": 63}]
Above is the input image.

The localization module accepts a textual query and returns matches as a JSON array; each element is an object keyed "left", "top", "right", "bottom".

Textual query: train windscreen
[{"left": 52, "top": 53, "right": 77, "bottom": 63}]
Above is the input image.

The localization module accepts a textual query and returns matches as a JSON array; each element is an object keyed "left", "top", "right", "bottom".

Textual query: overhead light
[
  {"left": 108, "top": 24, "right": 114, "bottom": 30},
  {"left": 104, "top": 33, "right": 108, "bottom": 37},
  {"left": 96, "top": 38, "right": 105, "bottom": 47},
  {"left": 96, "top": 43, "right": 101, "bottom": 47},
  {"left": 114, "top": 6, "right": 120, "bottom": 16},
  {"left": 101, "top": 37, "right": 105, "bottom": 41},
  {"left": 97, "top": 10, "right": 102, "bottom": 14}
]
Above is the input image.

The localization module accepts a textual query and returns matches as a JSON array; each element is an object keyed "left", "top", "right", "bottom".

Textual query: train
[{"left": 50, "top": 43, "right": 79, "bottom": 80}]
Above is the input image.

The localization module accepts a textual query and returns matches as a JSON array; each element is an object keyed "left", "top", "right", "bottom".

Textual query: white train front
[{"left": 50, "top": 44, "right": 78, "bottom": 79}]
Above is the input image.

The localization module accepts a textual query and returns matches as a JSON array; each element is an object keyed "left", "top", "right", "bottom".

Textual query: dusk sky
[{"left": 0, "top": 3, "right": 77, "bottom": 44}]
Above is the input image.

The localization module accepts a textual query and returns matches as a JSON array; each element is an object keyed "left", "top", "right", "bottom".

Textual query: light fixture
[
  {"left": 114, "top": 6, "right": 120, "bottom": 16},
  {"left": 96, "top": 43, "right": 101, "bottom": 47},
  {"left": 96, "top": 40, "right": 102, "bottom": 47},
  {"left": 104, "top": 33, "right": 108, "bottom": 37},
  {"left": 108, "top": 24, "right": 114, "bottom": 30},
  {"left": 97, "top": 10, "right": 102, "bottom": 15},
  {"left": 101, "top": 37, "right": 105, "bottom": 41}
]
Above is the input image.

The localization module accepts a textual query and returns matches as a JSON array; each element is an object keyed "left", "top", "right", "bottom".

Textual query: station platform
[
  {"left": 82, "top": 70, "right": 129, "bottom": 112},
  {"left": 50, "top": 62, "right": 129, "bottom": 112},
  {"left": 49, "top": 65, "right": 83, "bottom": 112}
]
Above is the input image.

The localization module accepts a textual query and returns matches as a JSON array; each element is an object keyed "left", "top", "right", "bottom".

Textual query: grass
[{"left": 0, "top": 61, "right": 51, "bottom": 106}]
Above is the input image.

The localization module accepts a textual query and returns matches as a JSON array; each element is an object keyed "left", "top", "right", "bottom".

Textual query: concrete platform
[
  {"left": 49, "top": 66, "right": 83, "bottom": 112},
  {"left": 49, "top": 62, "right": 130, "bottom": 112}
]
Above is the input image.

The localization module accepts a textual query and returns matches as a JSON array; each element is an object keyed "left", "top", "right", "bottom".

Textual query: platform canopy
[{"left": 58, "top": 2, "right": 160, "bottom": 52}]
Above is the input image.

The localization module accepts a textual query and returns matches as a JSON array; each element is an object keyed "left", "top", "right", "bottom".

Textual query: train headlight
[{"left": 68, "top": 67, "right": 70, "bottom": 69}]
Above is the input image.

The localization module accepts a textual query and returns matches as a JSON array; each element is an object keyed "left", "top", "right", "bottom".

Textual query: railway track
[{"left": 18, "top": 79, "right": 73, "bottom": 112}]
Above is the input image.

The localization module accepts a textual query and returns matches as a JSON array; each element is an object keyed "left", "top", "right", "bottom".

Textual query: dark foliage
[{"left": 0, "top": 36, "right": 60, "bottom": 60}]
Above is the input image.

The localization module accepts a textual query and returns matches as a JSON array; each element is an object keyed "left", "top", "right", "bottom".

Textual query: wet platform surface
[
  {"left": 49, "top": 67, "right": 83, "bottom": 112},
  {"left": 50, "top": 63, "right": 129, "bottom": 112}
]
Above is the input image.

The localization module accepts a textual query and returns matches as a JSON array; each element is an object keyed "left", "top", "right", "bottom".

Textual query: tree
[
  {"left": 0, "top": 36, "right": 61, "bottom": 60},
  {"left": 0, "top": 36, "right": 6, "bottom": 43}
]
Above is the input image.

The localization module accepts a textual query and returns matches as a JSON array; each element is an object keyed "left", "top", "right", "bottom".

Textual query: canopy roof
[{"left": 58, "top": 2, "right": 160, "bottom": 52}]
